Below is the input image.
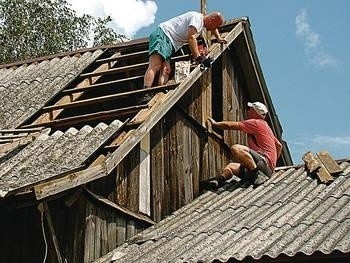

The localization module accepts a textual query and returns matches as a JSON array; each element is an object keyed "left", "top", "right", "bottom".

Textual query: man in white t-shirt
[{"left": 141, "top": 11, "right": 226, "bottom": 101}]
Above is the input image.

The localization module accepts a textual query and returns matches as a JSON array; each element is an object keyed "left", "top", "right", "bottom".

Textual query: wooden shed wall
[
  {"left": 0, "top": 48, "right": 257, "bottom": 263},
  {"left": 105, "top": 50, "right": 250, "bottom": 222}
]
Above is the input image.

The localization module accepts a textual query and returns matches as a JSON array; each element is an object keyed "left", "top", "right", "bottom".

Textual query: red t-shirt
[{"left": 238, "top": 119, "right": 278, "bottom": 169}]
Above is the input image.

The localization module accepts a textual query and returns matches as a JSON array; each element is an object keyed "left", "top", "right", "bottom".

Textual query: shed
[{"left": 0, "top": 17, "right": 292, "bottom": 262}]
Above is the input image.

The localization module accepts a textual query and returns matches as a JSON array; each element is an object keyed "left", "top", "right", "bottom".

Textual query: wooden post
[
  {"left": 42, "top": 201, "right": 64, "bottom": 263},
  {"left": 200, "top": 0, "right": 206, "bottom": 15}
]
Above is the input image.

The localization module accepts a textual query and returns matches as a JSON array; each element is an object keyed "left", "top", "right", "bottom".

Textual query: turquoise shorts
[{"left": 149, "top": 27, "right": 174, "bottom": 61}]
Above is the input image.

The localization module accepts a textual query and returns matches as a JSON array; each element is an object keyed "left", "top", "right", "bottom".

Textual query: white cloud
[
  {"left": 312, "top": 135, "right": 350, "bottom": 145},
  {"left": 67, "top": 0, "right": 158, "bottom": 38},
  {"left": 295, "top": 8, "right": 337, "bottom": 67}
]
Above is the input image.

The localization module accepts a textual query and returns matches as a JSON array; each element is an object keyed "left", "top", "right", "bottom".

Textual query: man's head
[
  {"left": 203, "top": 12, "right": 224, "bottom": 31},
  {"left": 247, "top": 102, "right": 268, "bottom": 119}
]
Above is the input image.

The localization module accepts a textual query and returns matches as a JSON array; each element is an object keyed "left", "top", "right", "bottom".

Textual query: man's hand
[
  {"left": 207, "top": 117, "right": 217, "bottom": 125},
  {"left": 217, "top": 38, "right": 227, "bottom": 44},
  {"left": 195, "top": 55, "right": 212, "bottom": 68}
]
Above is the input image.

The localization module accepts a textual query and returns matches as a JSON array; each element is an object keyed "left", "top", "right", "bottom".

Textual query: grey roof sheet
[
  {"left": 0, "top": 120, "right": 122, "bottom": 197},
  {"left": 99, "top": 161, "right": 350, "bottom": 262},
  {"left": 0, "top": 49, "right": 103, "bottom": 129}
]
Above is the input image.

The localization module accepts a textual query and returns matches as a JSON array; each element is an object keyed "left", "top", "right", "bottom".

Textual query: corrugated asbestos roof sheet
[
  {"left": 0, "top": 49, "right": 103, "bottom": 129},
  {"left": 97, "top": 161, "right": 350, "bottom": 262},
  {"left": 0, "top": 120, "right": 122, "bottom": 197}
]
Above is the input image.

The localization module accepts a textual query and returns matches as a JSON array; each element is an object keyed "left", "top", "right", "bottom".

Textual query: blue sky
[{"left": 70, "top": 1, "right": 350, "bottom": 164}]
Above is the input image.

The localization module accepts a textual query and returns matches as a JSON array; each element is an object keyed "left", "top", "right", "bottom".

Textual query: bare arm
[
  {"left": 211, "top": 29, "right": 227, "bottom": 43},
  {"left": 188, "top": 26, "right": 200, "bottom": 59},
  {"left": 208, "top": 117, "right": 240, "bottom": 130},
  {"left": 275, "top": 137, "right": 283, "bottom": 158}
]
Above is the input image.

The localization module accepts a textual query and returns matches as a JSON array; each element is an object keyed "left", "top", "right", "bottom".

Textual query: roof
[
  {"left": 96, "top": 160, "right": 350, "bottom": 262},
  {"left": 0, "top": 18, "right": 292, "bottom": 198},
  {"left": 0, "top": 49, "right": 103, "bottom": 129},
  {"left": 0, "top": 120, "right": 123, "bottom": 197}
]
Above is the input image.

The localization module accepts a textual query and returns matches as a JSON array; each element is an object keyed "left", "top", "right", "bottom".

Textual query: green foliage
[{"left": 0, "top": 0, "right": 126, "bottom": 64}]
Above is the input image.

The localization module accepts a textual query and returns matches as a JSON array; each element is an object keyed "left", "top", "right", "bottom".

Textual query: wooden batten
[
  {"left": 34, "top": 165, "right": 106, "bottom": 200},
  {"left": 317, "top": 151, "right": 343, "bottom": 175}
]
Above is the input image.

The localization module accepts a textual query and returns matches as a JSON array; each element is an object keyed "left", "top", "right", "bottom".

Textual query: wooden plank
[
  {"left": 80, "top": 54, "right": 190, "bottom": 78},
  {"left": 129, "top": 92, "right": 168, "bottom": 124},
  {"left": 315, "top": 160, "right": 334, "bottom": 183},
  {"left": 80, "top": 61, "right": 148, "bottom": 78},
  {"left": 116, "top": 216, "right": 126, "bottom": 246},
  {"left": 105, "top": 22, "right": 244, "bottom": 174},
  {"left": 139, "top": 133, "right": 151, "bottom": 216},
  {"left": 84, "top": 187, "right": 155, "bottom": 225},
  {"left": 107, "top": 213, "right": 117, "bottom": 250},
  {"left": 150, "top": 120, "right": 164, "bottom": 222},
  {"left": 0, "top": 134, "right": 28, "bottom": 139},
  {"left": 317, "top": 151, "right": 343, "bottom": 175},
  {"left": 94, "top": 210, "right": 101, "bottom": 259},
  {"left": 43, "top": 83, "right": 178, "bottom": 112},
  {"left": 126, "top": 148, "right": 139, "bottom": 212},
  {"left": 96, "top": 50, "right": 148, "bottom": 63},
  {"left": 34, "top": 165, "right": 106, "bottom": 200},
  {"left": 0, "top": 127, "right": 42, "bottom": 133},
  {"left": 43, "top": 201, "right": 63, "bottom": 263},
  {"left": 33, "top": 52, "right": 121, "bottom": 124},
  {"left": 169, "top": 111, "right": 179, "bottom": 211},
  {"left": 302, "top": 151, "right": 321, "bottom": 173},
  {"left": 22, "top": 106, "right": 146, "bottom": 129},
  {"left": 84, "top": 203, "right": 95, "bottom": 263},
  {"left": 62, "top": 75, "right": 144, "bottom": 95}
]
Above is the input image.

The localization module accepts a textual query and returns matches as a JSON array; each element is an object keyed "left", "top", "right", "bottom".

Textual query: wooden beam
[
  {"left": 302, "top": 151, "right": 321, "bottom": 173},
  {"left": 61, "top": 75, "right": 144, "bottom": 95},
  {"left": 33, "top": 52, "right": 121, "bottom": 124},
  {"left": 105, "top": 23, "right": 244, "bottom": 174},
  {"left": 42, "top": 82, "right": 178, "bottom": 112},
  {"left": 80, "top": 54, "right": 190, "bottom": 79},
  {"left": 42, "top": 201, "right": 63, "bottom": 263},
  {"left": 34, "top": 165, "right": 106, "bottom": 200},
  {"left": 22, "top": 105, "right": 147, "bottom": 129},
  {"left": 317, "top": 151, "right": 343, "bottom": 175},
  {"left": 302, "top": 151, "right": 334, "bottom": 183},
  {"left": 96, "top": 50, "right": 149, "bottom": 64},
  {"left": 0, "top": 128, "right": 42, "bottom": 134},
  {"left": 84, "top": 188, "right": 154, "bottom": 225}
]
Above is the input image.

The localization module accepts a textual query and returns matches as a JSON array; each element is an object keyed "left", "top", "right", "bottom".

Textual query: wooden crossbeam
[
  {"left": 302, "top": 151, "right": 321, "bottom": 173},
  {"left": 96, "top": 50, "right": 148, "bottom": 64},
  {"left": 61, "top": 75, "right": 144, "bottom": 95},
  {"left": 80, "top": 61, "right": 148, "bottom": 78},
  {"left": 84, "top": 187, "right": 155, "bottom": 225},
  {"left": 80, "top": 54, "right": 190, "bottom": 79},
  {"left": 22, "top": 106, "right": 147, "bottom": 129},
  {"left": 0, "top": 128, "right": 42, "bottom": 134},
  {"left": 42, "top": 82, "right": 179, "bottom": 112},
  {"left": 317, "top": 151, "right": 343, "bottom": 174}
]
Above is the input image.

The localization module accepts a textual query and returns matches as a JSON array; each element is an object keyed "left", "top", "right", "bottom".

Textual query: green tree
[{"left": 0, "top": 0, "right": 126, "bottom": 64}]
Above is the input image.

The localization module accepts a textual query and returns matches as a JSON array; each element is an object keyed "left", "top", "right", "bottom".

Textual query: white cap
[{"left": 247, "top": 102, "right": 268, "bottom": 117}]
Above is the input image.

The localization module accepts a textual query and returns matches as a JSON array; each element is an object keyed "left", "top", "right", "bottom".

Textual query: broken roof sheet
[
  {"left": 96, "top": 161, "right": 350, "bottom": 262},
  {"left": 0, "top": 49, "right": 103, "bottom": 129},
  {"left": 0, "top": 120, "right": 122, "bottom": 197}
]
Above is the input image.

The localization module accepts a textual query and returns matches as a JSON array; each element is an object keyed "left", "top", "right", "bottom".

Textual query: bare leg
[
  {"left": 230, "top": 144, "right": 257, "bottom": 171},
  {"left": 144, "top": 53, "right": 163, "bottom": 88},
  {"left": 158, "top": 60, "right": 171, "bottom": 86}
]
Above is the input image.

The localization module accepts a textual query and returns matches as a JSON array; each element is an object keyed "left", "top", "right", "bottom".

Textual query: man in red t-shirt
[{"left": 203, "top": 102, "right": 282, "bottom": 189}]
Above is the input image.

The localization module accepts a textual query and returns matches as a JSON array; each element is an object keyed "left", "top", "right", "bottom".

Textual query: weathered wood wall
[{"left": 0, "top": 48, "right": 254, "bottom": 263}]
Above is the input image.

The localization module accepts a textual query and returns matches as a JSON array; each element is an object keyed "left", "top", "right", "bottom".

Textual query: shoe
[
  {"left": 201, "top": 176, "right": 226, "bottom": 190},
  {"left": 252, "top": 170, "right": 269, "bottom": 185},
  {"left": 139, "top": 93, "right": 153, "bottom": 104}
]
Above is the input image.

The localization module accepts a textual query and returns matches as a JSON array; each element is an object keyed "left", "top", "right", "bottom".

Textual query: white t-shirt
[{"left": 159, "top": 11, "right": 203, "bottom": 52}]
